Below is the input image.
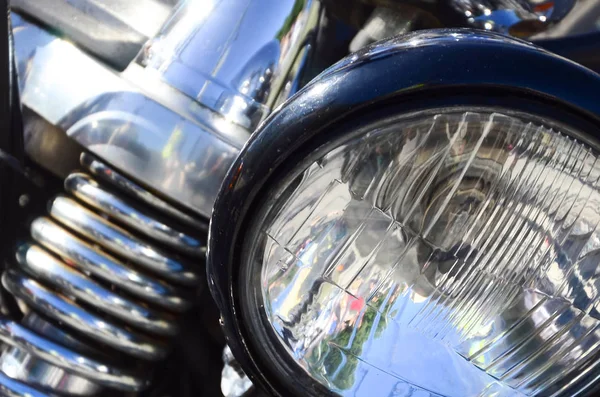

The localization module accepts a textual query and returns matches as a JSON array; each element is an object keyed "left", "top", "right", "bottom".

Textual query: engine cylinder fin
[
  {"left": 0, "top": 154, "right": 207, "bottom": 395},
  {"left": 3, "top": 269, "right": 170, "bottom": 361},
  {"left": 81, "top": 152, "right": 205, "bottom": 230},
  {"left": 0, "top": 319, "right": 146, "bottom": 392},
  {"left": 15, "top": 243, "right": 178, "bottom": 336},
  {"left": 65, "top": 172, "right": 204, "bottom": 256},
  {"left": 30, "top": 217, "right": 193, "bottom": 312},
  {"left": 49, "top": 195, "right": 199, "bottom": 286}
]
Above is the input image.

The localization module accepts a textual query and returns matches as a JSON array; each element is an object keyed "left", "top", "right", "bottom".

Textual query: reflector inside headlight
[{"left": 241, "top": 109, "right": 600, "bottom": 396}]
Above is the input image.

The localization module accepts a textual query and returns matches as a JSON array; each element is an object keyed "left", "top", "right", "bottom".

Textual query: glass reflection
[{"left": 254, "top": 110, "right": 600, "bottom": 396}]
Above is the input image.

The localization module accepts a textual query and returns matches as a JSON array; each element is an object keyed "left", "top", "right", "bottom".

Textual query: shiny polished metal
[
  {"left": 11, "top": 12, "right": 240, "bottom": 219},
  {"left": 533, "top": 0, "right": 600, "bottom": 39},
  {"left": 49, "top": 195, "right": 199, "bottom": 285},
  {"left": 140, "top": 0, "right": 322, "bottom": 130},
  {"left": 80, "top": 152, "right": 204, "bottom": 231},
  {"left": 450, "top": 0, "right": 576, "bottom": 36},
  {"left": 65, "top": 172, "right": 204, "bottom": 255},
  {"left": 11, "top": 0, "right": 173, "bottom": 69},
  {"left": 12, "top": 0, "right": 322, "bottom": 219},
  {"left": 0, "top": 153, "right": 205, "bottom": 395},
  {"left": 9, "top": 0, "right": 596, "bottom": 221},
  {"left": 0, "top": 316, "right": 144, "bottom": 394},
  {"left": 350, "top": 0, "right": 580, "bottom": 37},
  {"left": 221, "top": 346, "right": 254, "bottom": 397}
]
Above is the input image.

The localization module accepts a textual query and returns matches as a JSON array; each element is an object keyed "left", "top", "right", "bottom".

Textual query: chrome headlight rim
[{"left": 207, "top": 29, "right": 600, "bottom": 397}]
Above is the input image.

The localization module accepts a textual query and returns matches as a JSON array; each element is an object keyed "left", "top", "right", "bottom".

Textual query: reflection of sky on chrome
[
  {"left": 21, "top": 41, "right": 127, "bottom": 124},
  {"left": 145, "top": 0, "right": 215, "bottom": 71}
]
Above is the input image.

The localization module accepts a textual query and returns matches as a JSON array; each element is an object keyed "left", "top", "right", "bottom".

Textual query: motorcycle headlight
[
  {"left": 208, "top": 30, "right": 600, "bottom": 397},
  {"left": 242, "top": 108, "right": 600, "bottom": 396}
]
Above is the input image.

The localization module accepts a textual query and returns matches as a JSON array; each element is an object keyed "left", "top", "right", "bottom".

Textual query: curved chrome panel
[
  {"left": 141, "top": 0, "right": 322, "bottom": 130},
  {"left": 2, "top": 270, "right": 169, "bottom": 361},
  {"left": 11, "top": 13, "right": 240, "bottom": 218},
  {"left": 11, "top": 0, "right": 173, "bottom": 69},
  {"left": 10, "top": 0, "right": 595, "bottom": 223},
  {"left": 49, "top": 196, "right": 199, "bottom": 286},
  {"left": 0, "top": 319, "right": 145, "bottom": 391},
  {"left": 15, "top": 243, "right": 178, "bottom": 336},
  {"left": 31, "top": 217, "right": 191, "bottom": 312},
  {"left": 65, "top": 172, "right": 204, "bottom": 255}
]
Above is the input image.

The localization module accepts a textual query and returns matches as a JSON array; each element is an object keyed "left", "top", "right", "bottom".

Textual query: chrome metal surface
[
  {"left": 49, "top": 196, "right": 198, "bottom": 286},
  {"left": 81, "top": 152, "right": 204, "bottom": 230},
  {"left": 0, "top": 319, "right": 145, "bottom": 392},
  {"left": 354, "top": 0, "right": 584, "bottom": 38},
  {"left": 0, "top": 371, "right": 50, "bottom": 397},
  {"left": 4, "top": 267, "right": 169, "bottom": 361},
  {"left": 31, "top": 217, "right": 191, "bottom": 312},
  {"left": 349, "top": 6, "right": 423, "bottom": 52},
  {"left": 11, "top": 0, "right": 173, "bottom": 69},
  {"left": 0, "top": 314, "right": 103, "bottom": 396},
  {"left": 12, "top": 12, "right": 241, "bottom": 219},
  {"left": 15, "top": 243, "right": 178, "bottom": 336},
  {"left": 0, "top": 155, "right": 207, "bottom": 395},
  {"left": 140, "top": 0, "right": 322, "bottom": 130},
  {"left": 447, "top": 0, "right": 576, "bottom": 36},
  {"left": 10, "top": 0, "right": 595, "bottom": 224},
  {"left": 65, "top": 172, "right": 204, "bottom": 255},
  {"left": 532, "top": 0, "right": 600, "bottom": 38},
  {"left": 221, "top": 346, "right": 253, "bottom": 397},
  {"left": 0, "top": 345, "right": 99, "bottom": 396}
]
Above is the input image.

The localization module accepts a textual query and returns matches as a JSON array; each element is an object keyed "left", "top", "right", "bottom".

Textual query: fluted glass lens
[{"left": 249, "top": 109, "right": 600, "bottom": 396}]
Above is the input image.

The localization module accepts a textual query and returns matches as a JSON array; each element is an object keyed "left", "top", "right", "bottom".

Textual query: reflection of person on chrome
[
  {"left": 348, "top": 295, "right": 366, "bottom": 328},
  {"left": 348, "top": 295, "right": 365, "bottom": 313}
]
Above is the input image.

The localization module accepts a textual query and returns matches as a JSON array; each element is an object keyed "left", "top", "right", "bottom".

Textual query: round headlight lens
[{"left": 241, "top": 108, "right": 600, "bottom": 396}]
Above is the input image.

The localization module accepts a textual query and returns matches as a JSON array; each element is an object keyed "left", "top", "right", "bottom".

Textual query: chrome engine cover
[{"left": 12, "top": 0, "right": 321, "bottom": 219}]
